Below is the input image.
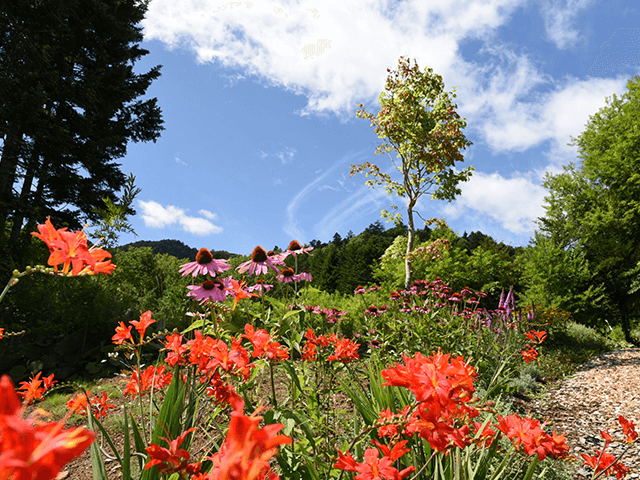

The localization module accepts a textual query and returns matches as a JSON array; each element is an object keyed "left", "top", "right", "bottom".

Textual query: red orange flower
[
  {"left": 495, "top": 413, "right": 569, "bottom": 460},
  {"left": 206, "top": 393, "right": 291, "bottom": 480},
  {"left": 112, "top": 321, "right": 134, "bottom": 345},
  {"left": 31, "top": 217, "right": 115, "bottom": 276},
  {"left": 334, "top": 440, "right": 415, "bottom": 480},
  {"left": 582, "top": 450, "right": 630, "bottom": 479},
  {"left": 145, "top": 428, "right": 200, "bottom": 476},
  {"left": 524, "top": 330, "right": 547, "bottom": 344},
  {"left": 618, "top": 415, "right": 638, "bottom": 443},
  {"left": 521, "top": 345, "right": 539, "bottom": 363},
  {"left": 130, "top": 310, "right": 156, "bottom": 341},
  {"left": 327, "top": 338, "right": 360, "bottom": 363},
  {"left": 0, "top": 375, "right": 95, "bottom": 480},
  {"left": 228, "top": 279, "right": 258, "bottom": 311},
  {"left": 123, "top": 365, "right": 173, "bottom": 399},
  {"left": 17, "top": 372, "right": 57, "bottom": 404}
]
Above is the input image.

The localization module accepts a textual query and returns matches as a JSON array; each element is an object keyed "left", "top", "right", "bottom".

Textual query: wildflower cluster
[
  {"left": 300, "top": 328, "right": 360, "bottom": 363},
  {"left": 522, "top": 329, "right": 547, "bottom": 363},
  {"left": 496, "top": 413, "right": 569, "bottom": 460},
  {"left": 17, "top": 371, "right": 57, "bottom": 404},
  {"left": 301, "top": 304, "right": 348, "bottom": 323},
  {"left": 581, "top": 417, "right": 638, "bottom": 478},
  {"left": 31, "top": 217, "right": 115, "bottom": 275}
]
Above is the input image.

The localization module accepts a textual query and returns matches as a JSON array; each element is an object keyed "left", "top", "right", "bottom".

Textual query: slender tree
[
  {"left": 352, "top": 57, "right": 473, "bottom": 289},
  {"left": 0, "top": 0, "right": 163, "bottom": 266}
]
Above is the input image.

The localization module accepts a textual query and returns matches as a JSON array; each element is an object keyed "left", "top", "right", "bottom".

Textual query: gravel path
[{"left": 527, "top": 349, "right": 640, "bottom": 479}]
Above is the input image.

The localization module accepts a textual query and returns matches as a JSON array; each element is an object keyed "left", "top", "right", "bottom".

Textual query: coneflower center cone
[
  {"left": 251, "top": 246, "right": 268, "bottom": 263},
  {"left": 282, "top": 267, "right": 295, "bottom": 277},
  {"left": 196, "top": 248, "right": 214, "bottom": 265},
  {"left": 288, "top": 240, "right": 301, "bottom": 251},
  {"left": 202, "top": 280, "right": 219, "bottom": 290}
]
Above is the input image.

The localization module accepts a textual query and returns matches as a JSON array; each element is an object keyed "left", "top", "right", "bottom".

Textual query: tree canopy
[
  {"left": 0, "top": 0, "right": 164, "bottom": 268},
  {"left": 537, "top": 76, "right": 640, "bottom": 342},
  {"left": 351, "top": 57, "right": 473, "bottom": 289}
]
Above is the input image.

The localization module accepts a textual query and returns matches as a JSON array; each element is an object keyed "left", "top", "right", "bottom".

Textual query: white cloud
[
  {"left": 142, "top": 0, "right": 629, "bottom": 169},
  {"left": 198, "top": 209, "right": 218, "bottom": 220},
  {"left": 443, "top": 171, "right": 547, "bottom": 235},
  {"left": 139, "top": 200, "right": 223, "bottom": 235},
  {"left": 142, "top": 0, "right": 523, "bottom": 117},
  {"left": 174, "top": 156, "right": 187, "bottom": 166},
  {"left": 539, "top": 0, "right": 594, "bottom": 50},
  {"left": 465, "top": 70, "right": 629, "bottom": 163}
]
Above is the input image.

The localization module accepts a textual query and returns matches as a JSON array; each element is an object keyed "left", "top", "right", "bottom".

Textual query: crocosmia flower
[
  {"left": 0, "top": 375, "right": 95, "bottom": 480},
  {"left": 237, "top": 246, "right": 281, "bottom": 275},
  {"left": 206, "top": 393, "right": 291, "bottom": 480},
  {"left": 31, "top": 217, "right": 115, "bottom": 276},
  {"left": 179, "top": 248, "right": 231, "bottom": 277}
]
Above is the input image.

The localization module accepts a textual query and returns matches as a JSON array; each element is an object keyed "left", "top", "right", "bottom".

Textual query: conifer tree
[{"left": 0, "top": 0, "right": 164, "bottom": 266}]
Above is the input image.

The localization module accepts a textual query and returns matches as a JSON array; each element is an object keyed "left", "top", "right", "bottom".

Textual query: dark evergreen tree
[{"left": 0, "top": 0, "right": 164, "bottom": 267}]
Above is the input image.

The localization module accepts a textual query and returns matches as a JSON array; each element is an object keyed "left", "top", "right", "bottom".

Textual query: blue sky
[{"left": 112, "top": 0, "right": 640, "bottom": 255}]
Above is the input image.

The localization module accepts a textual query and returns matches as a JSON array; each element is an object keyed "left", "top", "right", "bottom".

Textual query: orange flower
[
  {"left": 582, "top": 450, "right": 630, "bottom": 479},
  {"left": 327, "top": 338, "right": 360, "bottom": 363},
  {"left": 617, "top": 415, "right": 638, "bottom": 443},
  {"left": 145, "top": 428, "right": 200, "bottom": 476},
  {"left": 334, "top": 440, "right": 415, "bottom": 480},
  {"left": 0, "top": 327, "right": 4, "bottom": 339},
  {"left": 66, "top": 391, "right": 90, "bottom": 416},
  {"left": 206, "top": 393, "right": 291, "bottom": 480},
  {"left": 0, "top": 375, "right": 95, "bottom": 480},
  {"left": 130, "top": 310, "right": 156, "bottom": 341},
  {"left": 524, "top": 330, "right": 547, "bottom": 344},
  {"left": 123, "top": 365, "right": 173, "bottom": 399},
  {"left": 31, "top": 217, "right": 114, "bottom": 276},
  {"left": 112, "top": 321, "right": 134, "bottom": 345},
  {"left": 17, "top": 372, "right": 57, "bottom": 404},
  {"left": 164, "top": 333, "right": 188, "bottom": 367},
  {"left": 521, "top": 345, "right": 539, "bottom": 363},
  {"left": 227, "top": 279, "right": 257, "bottom": 311}
]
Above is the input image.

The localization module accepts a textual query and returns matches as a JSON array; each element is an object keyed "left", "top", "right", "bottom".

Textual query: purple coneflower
[
  {"left": 247, "top": 280, "right": 273, "bottom": 295},
  {"left": 186, "top": 277, "right": 230, "bottom": 304},
  {"left": 237, "top": 246, "right": 281, "bottom": 275},
  {"left": 180, "top": 248, "right": 231, "bottom": 277},
  {"left": 354, "top": 286, "right": 366, "bottom": 295},
  {"left": 276, "top": 267, "right": 297, "bottom": 283},
  {"left": 285, "top": 240, "right": 314, "bottom": 257},
  {"left": 297, "top": 270, "right": 313, "bottom": 282}
]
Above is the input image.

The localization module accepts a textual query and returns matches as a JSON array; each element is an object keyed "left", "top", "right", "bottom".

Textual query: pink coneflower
[
  {"left": 186, "top": 277, "right": 230, "bottom": 304},
  {"left": 180, "top": 248, "right": 231, "bottom": 277},
  {"left": 276, "top": 267, "right": 297, "bottom": 283},
  {"left": 237, "top": 246, "right": 281, "bottom": 275},
  {"left": 285, "top": 240, "right": 314, "bottom": 257},
  {"left": 298, "top": 270, "right": 313, "bottom": 282},
  {"left": 354, "top": 286, "right": 366, "bottom": 295},
  {"left": 247, "top": 279, "right": 273, "bottom": 295}
]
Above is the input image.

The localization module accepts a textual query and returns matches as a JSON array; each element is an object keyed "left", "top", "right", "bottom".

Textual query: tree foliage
[
  {"left": 0, "top": 0, "right": 164, "bottom": 267},
  {"left": 352, "top": 57, "right": 473, "bottom": 289},
  {"left": 536, "top": 76, "right": 640, "bottom": 342}
]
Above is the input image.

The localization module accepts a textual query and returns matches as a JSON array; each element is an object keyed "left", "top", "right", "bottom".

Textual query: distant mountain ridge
[{"left": 118, "top": 239, "right": 236, "bottom": 260}]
